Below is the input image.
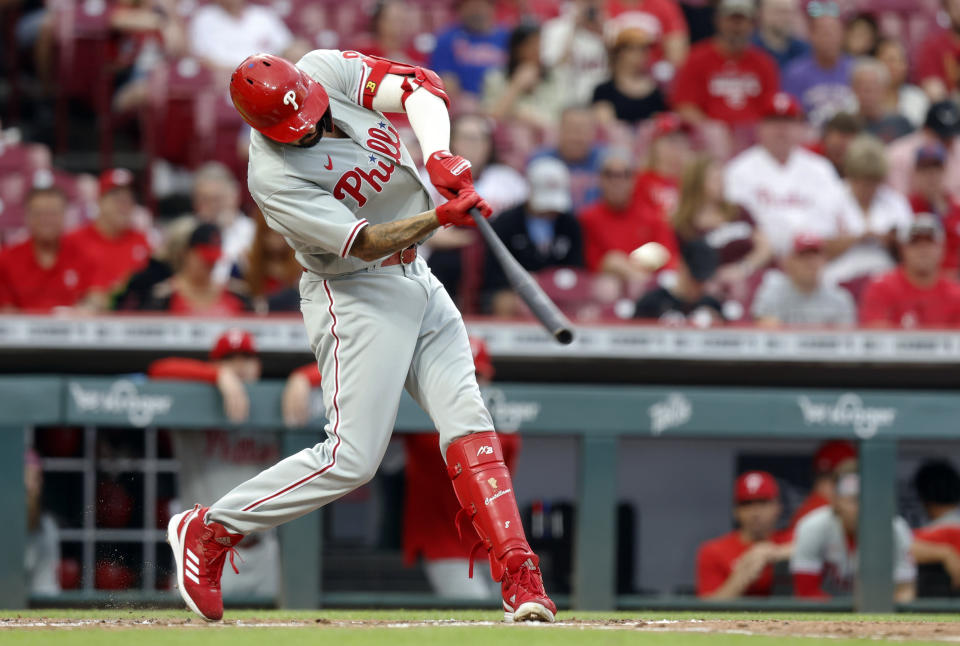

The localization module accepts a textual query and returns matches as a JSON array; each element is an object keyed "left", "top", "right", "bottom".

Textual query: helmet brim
[{"left": 260, "top": 76, "right": 329, "bottom": 144}]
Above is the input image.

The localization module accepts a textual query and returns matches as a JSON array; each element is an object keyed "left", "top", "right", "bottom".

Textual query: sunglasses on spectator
[{"left": 806, "top": 1, "right": 839, "bottom": 18}]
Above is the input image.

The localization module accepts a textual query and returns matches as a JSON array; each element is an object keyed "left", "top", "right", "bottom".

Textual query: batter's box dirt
[{"left": 3, "top": 617, "right": 960, "bottom": 640}]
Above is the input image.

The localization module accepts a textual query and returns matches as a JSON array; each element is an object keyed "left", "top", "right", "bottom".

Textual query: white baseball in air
[{"left": 629, "top": 242, "right": 670, "bottom": 271}]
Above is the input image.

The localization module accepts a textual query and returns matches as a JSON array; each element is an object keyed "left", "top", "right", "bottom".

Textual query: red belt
[{"left": 381, "top": 246, "right": 417, "bottom": 266}]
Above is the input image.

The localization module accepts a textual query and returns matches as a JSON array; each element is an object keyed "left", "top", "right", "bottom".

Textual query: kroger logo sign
[
  {"left": 69, "top": 380, "right": 173, "bottom": 427},
  {"left": 483, "top": 388, "right": 541, "bottom": 432},
  {"left": 797, "top": 393, "right": 896, "bottom": 439}
]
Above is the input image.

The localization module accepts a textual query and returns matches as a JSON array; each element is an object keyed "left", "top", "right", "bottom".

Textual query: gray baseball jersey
[
  {"left": 206, "top": 50, "right": 495, "bottom": 535},
  {"left": 790, "top": 506, "right": 916, "bottom": 593},
  {"left": 247, "top": 49, "right": 433, "bottom": 278}
]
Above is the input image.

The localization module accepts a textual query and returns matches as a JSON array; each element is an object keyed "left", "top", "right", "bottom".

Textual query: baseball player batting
[{"left": 166, "top": 49, "right": 556, "bottom": 623}]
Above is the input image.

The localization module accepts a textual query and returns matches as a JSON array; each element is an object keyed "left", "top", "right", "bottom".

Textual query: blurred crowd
[{"left": 2, "top": 0, "right": 960, "bottom": 327}]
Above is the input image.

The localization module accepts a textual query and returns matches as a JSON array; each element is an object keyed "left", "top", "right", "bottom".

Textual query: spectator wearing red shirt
[
  {"left": 403, "top": 337, "right": 521, "bottom": 598},
  {"left": 0, "top": 186, "right": 97, "bottom": 313},
  {"left": 66, "top": 169, "right": 151, "bottom": 293},
  {"left": 913, "top": 0, "right": 960, "bottom": 102},
  {"left": 606, "top": 0, "right": 690, "bottom": 73},
  {"left": 579, "top": 147, "right": 679, "bottom": 298},
  {"left": 860, "top": 215, "right": 960, "bottom": 328},
  {"left": 786, "top": 440, "right": 857, "bottom": 533},
  {"left": 910, "top": 460, "right": 960, "bottom": 590},
  {"left": 908, "top": 144, "right": 960, "bottom": 274},
  {"left": 696, "top": 471, "right": 791, "bottom": 598},
  {"left": 633, "top": 114, "right": 693, "bottom": 220},
  {"left": 142, "top": 223, "right": 250, "bottom": 315},
  {"left": 671, "top": 0, "right": 779, "bottom": 127}
]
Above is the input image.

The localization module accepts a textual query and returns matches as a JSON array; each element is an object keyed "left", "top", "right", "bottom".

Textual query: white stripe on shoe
[
  {"left": 184, "top": 569, "right": 201, "bottom": 585},
  {"left": 186, "top": 549, "right": 199, "bottom": 566}
]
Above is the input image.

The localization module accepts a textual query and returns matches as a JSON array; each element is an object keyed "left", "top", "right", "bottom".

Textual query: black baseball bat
[{"left": 470, "top": 207, "right": 575, "bottom": 345}]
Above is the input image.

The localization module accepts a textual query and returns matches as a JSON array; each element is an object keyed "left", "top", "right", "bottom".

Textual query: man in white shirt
[
  {"left": 540, "top": 0, "right": 608, "bottom": 106},
  {"left": 726, "top": 92, "right": 858, "bottom": 257},
  {"left": 191, "top": 162, "right": 255, "bottom": 284},
  {"left": 790, "top": 471, "right": 916, "bottom": 601},
  {"left": 189, "top": 0, "right": 307, "bottom": 74}
]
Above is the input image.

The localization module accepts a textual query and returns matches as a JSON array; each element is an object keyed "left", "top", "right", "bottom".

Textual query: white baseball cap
[{"left": 527, "top": 157, "right": 572, "bottom": 214}]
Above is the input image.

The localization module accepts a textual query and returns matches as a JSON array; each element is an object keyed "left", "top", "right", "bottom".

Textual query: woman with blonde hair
[{"left": 672, "top": 155, "right": 772, "bottom": 302}]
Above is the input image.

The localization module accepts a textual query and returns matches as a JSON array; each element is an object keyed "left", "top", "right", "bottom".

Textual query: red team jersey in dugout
[
  {"left": 696, "top": 530, "right": 791, "bottom": 597},
  {"left": 0, "top": 237, "right": 96, "bottom": 311},
  {"left": 671, "top": 41, "right": 779, "bottom": 125}
]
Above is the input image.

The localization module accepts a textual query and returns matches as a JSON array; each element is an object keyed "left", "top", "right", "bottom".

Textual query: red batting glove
[
  {"left": 426, "top": 150, "right": 474, "bottom": 200},
  {"left": 436, "top": 190, "right": 493, "bottom": 227}
]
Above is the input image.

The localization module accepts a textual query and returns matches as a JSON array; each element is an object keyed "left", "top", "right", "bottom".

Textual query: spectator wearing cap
[
  {"left": 191, "top": 162, "right": 255, "bottom": 285},
  {"left": 913, "top": 0, "right": 960, "bottom": 102},
  {"left": 539, "top": 0, "right": 609, "bottom": 107},
  {"left": 751, "top": 0, "right": 810, "bottom": 70},
  {"left": 188, "top": 0, "right": 307, "bottom": 77},
  {"left": 604, "top": 0, "right": 690, "bottom": 73},
  {"left": 752, "top": 234, "right": 856, "bottom": 326},
  {"left": 580, "top": 147, "right": 679, "bottom": 296},
  {"left": 908, "top": 144, "right": 960, "bottom": 273},
  {"left": 787, "top": 440, "right": 857, "bottom": 532},
  {"left": 591, "top": 27, "right": 668, "bottom": 126},
  {"left": 424, "top": 114, "right": 528, "bottom": 305},
  {"left": 671, "top": 0, "right": 779, "bottom": 127},
  {"left": 148, "top": 328, "right": 321, "bottom": 599},
  {"left": 483, "top": 24, "right": 567, "bottom": 133},
  {"left": 781, "top": 0, "right": 855, "bottom": 127},
  {"left": 725, "top": 93, "right": 855, "bottom": 258},
  {"left": 850, "top": 58, "right": 914, "bottom": 144},
  {"left": 530, "top": 106, "right": 605, "bottom": 213},
  {"left": 887, "top": 101, "right": 960, "bottom": 199},
  {"left": 0, "top": 186, "right": 98, "bottom": 313},
  {"left": 633, "top": 237, "right": 725, "bottom": 325},
  {"left": 65, "top": 169, "right": 152, "bottom": 294},
  {"left": 142, "top": 223, "right": 250, "bottom": 315},
  {"left": 875, "top": 39, "right": 929, "bottom": 131},
  {"left": 807, "top": 112, "right": 863, "bottom": 177},
  {"left": 791, "top": 470, "right": 916, "bottom": 600},
  {"left": 672, "top": 155, "right": 771, "bottom": 304},
  {"left": 484, "top": 158, "right": 584, "bottom": 316},
  {"left": 860, "top": 216, "right": 960, "bottom": 328},
  {"left": 633, "top": 114, "right": 693, "bottom": 221},
  {"left": 822, "top": 134, "right": 913, "bottom": 287},
  {"left": 910, "top": 460, "right": 960, "bottom": 591},
  {"left": 696, "top": 471, "right": 791, "bottom": 599},
  {"left": 429, "top": 0, "right": 510, "bottom": 98}
]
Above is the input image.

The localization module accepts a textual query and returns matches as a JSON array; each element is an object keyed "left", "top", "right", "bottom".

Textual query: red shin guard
[{"left": 446, "top": 431, "right": 534, "bottom": 581}]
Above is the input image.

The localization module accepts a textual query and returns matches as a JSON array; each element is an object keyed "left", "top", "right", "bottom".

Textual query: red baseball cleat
[
  {"left": 500, "top": 555, "right": 556, "bottom": 623},
  {"left": 167, "top": 504, "right": 243, "bottom": 621}
]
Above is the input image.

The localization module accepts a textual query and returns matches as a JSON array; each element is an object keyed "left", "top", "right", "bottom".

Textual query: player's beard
[{"left": 294, "top": 128, "right": 323, "bottom": 148}]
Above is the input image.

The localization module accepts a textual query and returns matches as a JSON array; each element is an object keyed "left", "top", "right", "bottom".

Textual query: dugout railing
[{"left": 3, "top": 376, "right": 960, "bottom": 613}]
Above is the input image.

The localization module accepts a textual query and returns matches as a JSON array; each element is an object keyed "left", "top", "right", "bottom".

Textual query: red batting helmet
[{"left": 229, "top": 54, "right": 329, "bottom": 143}]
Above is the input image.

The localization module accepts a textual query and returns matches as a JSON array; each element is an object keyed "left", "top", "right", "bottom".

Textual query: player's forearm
[{"left": 349, "top": 211, "right": 439, "bottom": 262}]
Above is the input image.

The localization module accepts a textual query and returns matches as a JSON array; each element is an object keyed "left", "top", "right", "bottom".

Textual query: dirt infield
[{"left": 3, "top": 616, "right": 960, "bottom": 641}]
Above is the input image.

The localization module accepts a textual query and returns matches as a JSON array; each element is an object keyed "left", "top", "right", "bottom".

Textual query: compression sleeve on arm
[{"left": 370, "top": 75, "right": 450, "bottom": 159}]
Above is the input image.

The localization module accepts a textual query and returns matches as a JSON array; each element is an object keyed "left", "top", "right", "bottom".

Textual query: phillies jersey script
[{"left": 247, "top": 50, "right": 434, "bottom": 278}]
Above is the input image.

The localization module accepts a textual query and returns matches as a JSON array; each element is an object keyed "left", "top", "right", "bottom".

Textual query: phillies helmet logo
[{"left": 283, "top": 90, "right": 299, "bottom": 111}]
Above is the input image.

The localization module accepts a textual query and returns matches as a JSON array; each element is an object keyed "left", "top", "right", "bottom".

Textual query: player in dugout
[
  {"left": 790, "top": 469, "right": 916, "bottom": 601},
  {"left": 696, "top": 471, "right": 792, "bottom": 599},
  {"left": 148, "top": 329, "right": 321, "bottom": 600}
]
